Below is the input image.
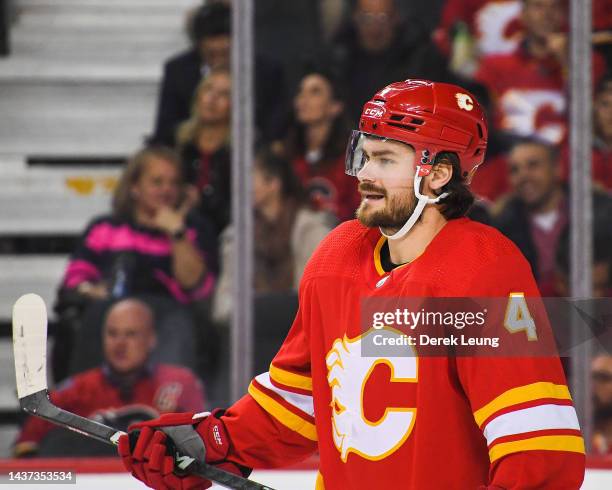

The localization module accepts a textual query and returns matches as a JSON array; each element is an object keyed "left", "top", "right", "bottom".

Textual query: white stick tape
[{"left": 13, "top": 293, "right": 49, "bottom": 398}]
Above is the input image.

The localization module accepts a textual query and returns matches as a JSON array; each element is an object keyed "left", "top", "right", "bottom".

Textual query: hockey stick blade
[{"left": 12, "top": 294, "right": 276, "bottom": 490}]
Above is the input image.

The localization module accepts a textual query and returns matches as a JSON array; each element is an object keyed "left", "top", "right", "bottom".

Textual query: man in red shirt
[
  {"left": 434, "top": 0, "right": 523, "bottom": 62},
  {"left": 493, "top": 139, "right": 567, "bottom": 296},
  {"left": 118, "top": 80, "right": 585, "bottom": 489},
  {"left": 14, "top": 299, "right": 205, "bottom": 457},
  {"left": 475, "top": 0, "right": 606, "bottom": 145},
  {"left": 494, "top": 138, "right": 612, "bottom": 296}
]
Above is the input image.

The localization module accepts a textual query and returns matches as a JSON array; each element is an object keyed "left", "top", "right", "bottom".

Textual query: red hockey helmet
[{"left": 346, "top": 79, "right": 488, "bottom": 181}]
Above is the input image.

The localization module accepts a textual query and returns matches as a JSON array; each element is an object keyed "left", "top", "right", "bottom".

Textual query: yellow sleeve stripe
[
  {"left": 248, "top": 382, "right": 318, "bottom": 441},
  {"left": 489, "top": 435, "right": 585, "bottom": 463},
  {"left": 474, "top": 382, "right": 572, "bottom": 426},
  {"left": 315, "top": 471, "right": 325, "bottom": 490},
  {"left": 269, "top": 364, "right": 313, "bottom": 391}
]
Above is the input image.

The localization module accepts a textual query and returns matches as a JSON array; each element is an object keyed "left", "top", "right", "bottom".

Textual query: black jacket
[
  {"left": 493, "top": 189, "right": 612, "bottom": 281},
  {"left": 493, "top": 196, "right": 540, "bottom": 278},
  {"left": 180, "top": 143, "right": 231, "bottom": 235},
  {"left": 330, "top": 22, "right": 451, "bottom": 123},
  {"left": 151, "top": 48, "right": 286, "bottom": 146}
]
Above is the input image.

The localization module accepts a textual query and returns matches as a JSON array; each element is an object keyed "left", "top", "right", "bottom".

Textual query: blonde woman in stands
[
  {"left": 176, "top": 67, "right": 232, "bottom": 235},
  {"left": 56, "top": 146, "right": 217, "bottom": 378}
]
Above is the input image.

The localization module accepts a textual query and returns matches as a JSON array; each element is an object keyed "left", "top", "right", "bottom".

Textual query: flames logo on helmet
[{"left": 455, "top": 93, "right": 474, "bottom": 112}]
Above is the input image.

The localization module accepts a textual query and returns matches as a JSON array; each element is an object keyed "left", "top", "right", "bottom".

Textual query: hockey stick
[{"left": 12, "top": 293, "right": 275, "bottom": 490}]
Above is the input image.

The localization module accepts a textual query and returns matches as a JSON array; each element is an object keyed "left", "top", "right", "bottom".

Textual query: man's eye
[{"left": 380, "top": 158, "right": 393, "bottom": 165}]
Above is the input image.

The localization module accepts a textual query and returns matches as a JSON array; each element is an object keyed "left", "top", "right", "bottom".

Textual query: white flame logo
[{"left": 455, "top": 93, "right": 474, "bottom": 111}]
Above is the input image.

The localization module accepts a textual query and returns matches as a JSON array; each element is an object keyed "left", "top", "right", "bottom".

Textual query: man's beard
[{"left": 356, "top": 182, "right": 417, "bottom": 231}]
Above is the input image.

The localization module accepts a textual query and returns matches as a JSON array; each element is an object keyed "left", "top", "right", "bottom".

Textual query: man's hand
[{"left": 118, "top": 410, "right": 250, "bottom": 490}]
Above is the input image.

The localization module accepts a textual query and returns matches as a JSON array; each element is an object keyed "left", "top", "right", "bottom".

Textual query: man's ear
[{"left": 426, "top": 162, "right": 453, "bottom": 192}]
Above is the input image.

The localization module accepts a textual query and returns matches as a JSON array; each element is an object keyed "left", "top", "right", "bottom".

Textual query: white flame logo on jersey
[
  {"left": 455, "top": 93, "right": 474, "bottom": 111},
  {"left": 326, "top": 329, "right": 417, "bottom": 462}
]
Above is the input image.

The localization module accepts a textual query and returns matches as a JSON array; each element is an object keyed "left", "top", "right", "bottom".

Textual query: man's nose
[
  {"left": 112, "top": 335, "right": 127, "bottom": 345},
  {"left": 357, "top": 161, "right": 376, "bottom": 182}
]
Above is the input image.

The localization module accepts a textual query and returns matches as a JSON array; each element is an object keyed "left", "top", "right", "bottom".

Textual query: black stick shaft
[{"left": 20, "top": 391, "right": 276, "bottom": 490}]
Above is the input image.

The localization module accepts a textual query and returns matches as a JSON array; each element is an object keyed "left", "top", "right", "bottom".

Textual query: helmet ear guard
[{"left": 420, "top": 150, "right": 432, "bottom": 165}]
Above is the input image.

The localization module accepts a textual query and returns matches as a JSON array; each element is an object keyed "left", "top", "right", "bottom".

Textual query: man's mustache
[{"left": 358, "top": 183, "right": 387, "bottom": 196}]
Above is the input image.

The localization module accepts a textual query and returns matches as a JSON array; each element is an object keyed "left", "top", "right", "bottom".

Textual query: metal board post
[
  {"left": 230, "top": 0, "right": 255, "bottom": 402},
  {"left": 568, "top": 0, "right": 593, "bottom": 451}
]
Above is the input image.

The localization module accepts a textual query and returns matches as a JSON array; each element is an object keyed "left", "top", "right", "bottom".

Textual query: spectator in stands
[
  {"left": 558, "top": 78, "right": 612, "bottom": 199},
  {"left": 14, "top": 299, "right": 206, "bottom": 457},
  {"left": 590, "top": 77, "right": 612, "bottom": 190},
  {"left": 212, "top": 148, "right": 333, "bottom": 324},
  {"left": 554, "top": 226, "right": 612, "bottom": 299},
  {"left": 275, "top": 65, "right": 359, "bottom": 222},
  {"left": 592, "top": 354, "right": 612, "bottom": 455},
  {"left": 177, "top": 68, "right": 231, "bottom": 234},
  {"left": 433, "top": 0, "right": 523, "bottom": 77},
  {"left": 474, "top": 0, "right": 607, "bottom": 145},
  {"left": 58, "top": 146, "right": 217, "bottom": 373},
  {"left": 330, "top": 0, "right": 449, "bottom": 123},
  {"left": 493, "top": 138, "right": 612, "bottom": 296},
  {"left": 151, "top": 2, "right": 285, "bottom": 146}
]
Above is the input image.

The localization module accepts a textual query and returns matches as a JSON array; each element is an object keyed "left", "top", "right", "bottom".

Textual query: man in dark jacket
[
  {"left": 493, "top": 137, "right": 612, "bottom": 295},
  {"left": 330, "top": 0, "right": 451, "bottom": 123},
  {"left": 151, "top": 3, "right": 285, "bottom": 146}
]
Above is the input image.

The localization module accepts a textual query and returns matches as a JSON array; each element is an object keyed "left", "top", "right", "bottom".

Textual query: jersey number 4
[{"left": 504, "top": 292, "right": 538, "bottom": 341}]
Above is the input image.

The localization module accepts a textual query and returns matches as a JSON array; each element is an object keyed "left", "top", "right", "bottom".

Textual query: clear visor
[
  {"left": 345, "top": 130, "right": 416, "bottom": 177},
  {"left": 345, "top": 130, "right": 368, "bottom": 177}
]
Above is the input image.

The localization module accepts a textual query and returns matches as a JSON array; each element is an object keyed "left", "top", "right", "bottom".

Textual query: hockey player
[{"left": 118, "top": 80, "right": 586, "bottom": 489}]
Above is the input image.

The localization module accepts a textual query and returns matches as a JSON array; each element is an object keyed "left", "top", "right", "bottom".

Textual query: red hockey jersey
[
  {"left": 292, "top": 155, "right": 361, "bottom": 222},
  {"left": 434, "top": 0, "right": 522, "bottom": 57},
  {"left": 222, "top": 218, "right": 585, "bottom": 489},
  {"left": 475, "top": 44, "right": 606, "bottom": 145}
]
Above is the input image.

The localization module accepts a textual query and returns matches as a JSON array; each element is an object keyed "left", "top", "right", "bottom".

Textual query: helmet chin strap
[{"left": 379, "top": 165, "right": 449, "bottom": 241}]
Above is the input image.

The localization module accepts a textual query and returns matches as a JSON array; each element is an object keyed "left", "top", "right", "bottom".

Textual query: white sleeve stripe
[
  {"left": 254, "top": 373, "right": 315, "bottom": 417},
  {"left": 483, "top": 404, "right": 580, "bottom": 445}
]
